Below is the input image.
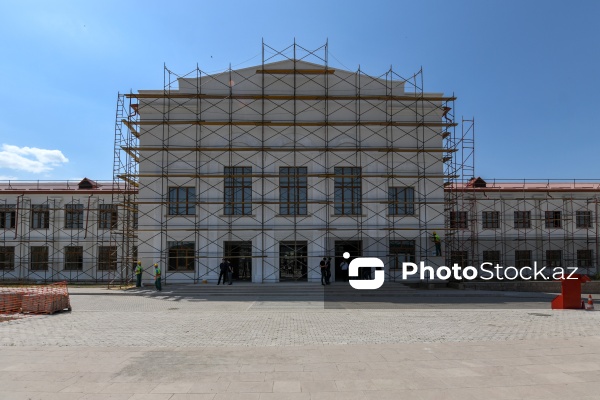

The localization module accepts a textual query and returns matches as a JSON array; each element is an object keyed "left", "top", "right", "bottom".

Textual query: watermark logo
[{"left": 346, "top": 252, "right": 384, "bottom": 290}]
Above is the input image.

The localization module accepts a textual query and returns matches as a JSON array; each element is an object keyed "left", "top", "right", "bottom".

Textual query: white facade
[
  {"left": 0, "top": 179, "right": 130, "bottom": 282},
  {"left": 133, "top": 59, "right": 453, "bottom": 283},
  {"left": 447, "top": 179, "right": 600, "bottom": 276}
]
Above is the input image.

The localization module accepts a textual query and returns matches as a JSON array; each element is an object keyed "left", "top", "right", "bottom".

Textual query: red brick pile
[{"left": 0, "top": 281, "right": 71, "bottom": 315}]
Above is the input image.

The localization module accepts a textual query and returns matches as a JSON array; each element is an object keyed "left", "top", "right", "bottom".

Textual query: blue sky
[{"left": 0, "top": 0, "right": 598, "bottom": 181}]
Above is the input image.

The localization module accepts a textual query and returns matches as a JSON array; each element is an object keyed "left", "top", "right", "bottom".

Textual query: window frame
[
  {"left": 577, "top": 249, "right": 593, "bottom": 268},
  {"left": 515, "top": 250, "right": 532, "bottom": 269},
  {"left": 99, "top": 204, "right": 118, "bottom": 229},
  {"left": 65, "top": 204, "right": 84, "bottom": 229},
  {"left": 98, "top": 246, "right": 117, "bottom": 271},
  {"left": 334, "top": 167, "right": 362, "bottom": 216},
  {"left": 30, "top": 246, "right": 49, "bottom": 271},
  {"left": 64, "top": 246, "right": 83, "bottom": 271},
  {"left": 544, "top": 211, "right": 562, "bottom": 229},
  {"left": 279, "top": 167, "right": 308, "bottom": 216},
  {"left": 168, "top": 187, "right": 196, "bottom": 216},
  {"left": 224, "top": 167, "right": 252, "bottom": 216},
  {"left": 482, "top": 211, "right": 500, "bottom": 229},
  {"left": 449, "top": 211, "right": 468, "bottom": 229},
  {"left": 389, "top": 240, "right": 416, "bottom": 269},
  {"left": 0, "top": 246, "right": 15, "bottom": 270},
  {"left": 514, "top": 211, "right": 531, "bottom": 229},
  {"left": 167, "top": 241, "right": 195, "bottom": 271},
  {"left": 0, "top": 205, "right": 16, "bottom": 229},
  {"left": 576, "top": 211, "right": 593, "bottom": 229},
  {"left": 31, "top": 204, "right": 50, "bottom": 229},
  {"left": 546, "top": 249, "right": 562, "bottom": 268},
  {"left": 388, "top": 187, "right": 415, "bottom": 216}
]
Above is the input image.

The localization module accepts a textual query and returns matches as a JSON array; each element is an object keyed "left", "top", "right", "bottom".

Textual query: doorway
[
  {"left": 279, "top": 241, "right": 308, "bottom": 281},
  {"left": 334, "top": 240, "right": 362, "bottom": 281},
  {"left": 224, "top": 241, "right": 252, "bottom": 281}
]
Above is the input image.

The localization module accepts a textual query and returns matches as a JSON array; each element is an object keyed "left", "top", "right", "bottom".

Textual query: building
[
  {"left": 114, "top": 42, "right": 457, "bottom": 283},
  {"left": 446, "top": 178, "right": 600, "bottom": 277},
  {"left": 0, "top": 178, "right": 133, "bottom": 281}
]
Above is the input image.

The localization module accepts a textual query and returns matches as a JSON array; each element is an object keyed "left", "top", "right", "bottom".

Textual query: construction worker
[
  {"left": 135, "top": 261, "right": 143, "bottom": 288},
  {"left": 432, "top": 231, "right": 442, "bottom": 256},
  {"left": 154, "top": 263, "right": 162, "bottom": 291}
]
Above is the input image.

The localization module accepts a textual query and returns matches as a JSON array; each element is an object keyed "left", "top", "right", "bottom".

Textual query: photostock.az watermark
[{"left": 346, "top": 252, "right": 384, "bottom": 290}]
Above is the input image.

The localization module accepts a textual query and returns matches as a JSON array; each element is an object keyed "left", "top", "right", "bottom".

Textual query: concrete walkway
[{"left": 1, "top": 285, "right": 599, "bottom": 399}]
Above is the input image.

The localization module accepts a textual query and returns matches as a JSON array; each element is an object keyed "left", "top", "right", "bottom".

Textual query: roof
[
  {"left": 0, "top": 180, "right": 137, "bottom": 194},
  {"left": 447, "top": 179, "right": 600, "bottom": 192}
]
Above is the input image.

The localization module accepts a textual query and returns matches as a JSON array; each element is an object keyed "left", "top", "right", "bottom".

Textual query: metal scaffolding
[{"left": 112, "top": 40, "right": 460, "bottom": 283}]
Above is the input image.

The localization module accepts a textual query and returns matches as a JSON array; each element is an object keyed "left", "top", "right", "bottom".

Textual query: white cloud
[{"left": 0, "top": 144, "right": 69, "bottom": 173}]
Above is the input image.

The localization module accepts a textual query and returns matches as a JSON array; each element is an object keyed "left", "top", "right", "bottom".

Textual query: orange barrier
[
  {"left": 0, "top": 281, "right": 71, "bottom": 316},
  {"left": 551, "top": 274, "right": 591, "bottom": 310}
]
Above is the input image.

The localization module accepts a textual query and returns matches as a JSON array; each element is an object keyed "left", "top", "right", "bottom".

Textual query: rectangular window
[
  {"left": 224, "top": 167, "right": 252, "bottom": 215},
  {"left": 0, "top": 246, "right": 15, "bottom": 270},
  {"left": 168, "top": 187, "right": 196, "bottom": 215},
  {"left": 576, "top": 211, "right": 593, "bottom": 228},
  {"left": 515, "top": 250, "right": 532, "bottom": 269},
  {"left": 98, "top": 246, "right": 117, "bottom": 270},
  {"left": 450, "top": 211, "right": 468, "bottom": 229},
  {"left": 279, "top": 167, "right": 307, "bottom": 215},
  {"left": 31, "top": 204, "right": 50, "bottom": 229},
  {"left": 482, "top": 211, "right": 500, "bottom": 229},
  {"left": 64, "top": 246, "right": 83, "bottom": 271},
  {"left": 99, "top": 204, "right": 118, "bottom": 229},
  {"left": 132, "top": 204, "right": 139, "bottom": 229},
  {"left": 0, "top": 205, "right": 16, "bottom": 229},
  {"left": 577, "top": 250, "right": 593, "bottom": 268},
  {"left": 482, "top": 250, "right": 501, "bottom": 266},
  {"left": 65, "top": 204, "right": 84, "bottom": 229},
  {"left": 545, "top": 211, "right": 562, "bottom": 229},
  {"left": 514, "top": 211, "right": 531, "bottom": 229},
  {"left": 334, "top": 167, "right": 362, "bottom": 215},
  {"left": 168, "top": 242, "right": 195, "bottom": 271},
  {"left": 546, "top": 250, "right": 562, "bottom": 267},
  {"left": 30, "top": 246, "right": 48, "bottom": 271},
  {"left": 450, "top": 251, "right": 468, "bottom": 267},
  {"left": 389, "top": 240, "right": 415, "bottom": 269},
  {"left": 388, "top": 187, "right": 415, "bottom": 215}
]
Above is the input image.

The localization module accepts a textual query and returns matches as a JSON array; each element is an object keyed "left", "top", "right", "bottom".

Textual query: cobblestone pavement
[{"left": 1, "top": 285, "right": 599, "bottom": 399}]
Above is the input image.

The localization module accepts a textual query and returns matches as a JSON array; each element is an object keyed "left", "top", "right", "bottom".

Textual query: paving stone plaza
[{"left": 1, "top": 284, "right": 600, "bottom": 399}]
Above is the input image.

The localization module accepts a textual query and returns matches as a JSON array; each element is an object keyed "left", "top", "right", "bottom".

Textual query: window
[
  {"left": 279, "top": 241, "right": 308, "bottom": 280},
  {"left": 31, "top": 204, "right": 49, "bottom": 229},
  {"left": 388, "top": 187, "right": 415, "bottom": 215},
  {"left": 546, "top": 250, "right": 562, "bottom": 268},
  {"left": 514, "top": 211, "right": 531, "bottom": 229},
  {"left": 577, "top": 250, "right": 593, "bottom": 268},
  {"left": 576, "top": 211, "right": 593, "bottom": 228},
  {"left": 449, "top": 211, "right": 468, "bottom": 229},
  {"left": 64, "top": 246, "right": 83, "bottom": 270},
  {"left": 168, "top": 242, "right": 195, "bottom": 271},
  {"left": 482, "top": 250, "right": 501, "bottom": 266},
  {"left": 515, "top": 250, "right": 531, "bottom": 269},
  {"left": 450, "top": 251, "right": 468, "bottom": 268},
  {"left": 224, "top": 167, "right": 252, "bottom": 215},
  {"left": 132, "top": 204, "right": 139, "bottom": 229},
  {"left": 279, "top": 167, "right": 307, "bottom": 215},
  {"left": 545, "top": 211, "right": 562, "bottom": 229},
  {"left": 99, "top": 204, "right": 118, "bottom": 229},
  {"left": 65, "top": 204, "right": 84, "bottom": 229},
  {"left": 0, "top": 205, "right": 16, "bottom": 229},
  {"left": 482, "top": 211, "right": 500, "bottom": 229},
  {"left": 30, "top": 246, "right": 48, "bottom": 271},
  {"left": 334, "top": 167, "right": 361, "bottom": 215},
  {"left": 390, "top": 240, "right": 415, "bottom": 269},
  {"left": 0, "top": 246, "right": 15, "bottom": 270},
  {"left": 98, "top": 246, "right": 117, "bottom": 270},
  {"left": 168, "top": 187, "right": 196, "bottom": 215}
]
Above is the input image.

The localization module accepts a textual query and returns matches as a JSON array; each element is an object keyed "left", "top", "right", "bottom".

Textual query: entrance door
[
  {"left": 224, "top": 241, "right": 252, "bottom": 281},
  {"left": 334, "top": 240, "right": 362, "bottom": 282},
  {"left": 279, "top": 241, "right": 308, "bottom": 281}
]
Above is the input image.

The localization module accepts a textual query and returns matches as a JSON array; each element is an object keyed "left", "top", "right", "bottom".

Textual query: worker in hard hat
[
  {"left": 432, "top": 231, "right": 441, "bottom": 256},
  {"left": 154, "top": 263, "right": 162, "bottom": 291},
  {"left": 134, "top": 261, "right": 143, "bottom": 288}
]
